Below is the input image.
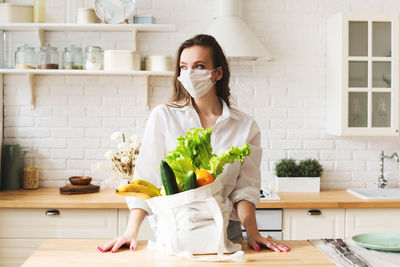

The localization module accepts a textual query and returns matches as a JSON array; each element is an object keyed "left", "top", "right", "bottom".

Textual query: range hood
[{"left": 206, "top": 0, "right": 272, "bottom": 61}]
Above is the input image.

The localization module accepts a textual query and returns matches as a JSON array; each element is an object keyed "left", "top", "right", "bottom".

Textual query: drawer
[
  {"left": 283, "top": 208, "right": 345, "bottom": 240},
  {"left": 0, "top": 238, "right": 44, "bottom": 267},
  {"left": 241, "top": 209, "right": 282, "bottom": 231},
  {"left": 0, "top": 208, "right": 117, "bottom": 239},
  {"left": 118, "top": 209, "right": 154, "bottom": 240},
  {"left": 255, "top": 209, "right": 282, "bottom": 230}
]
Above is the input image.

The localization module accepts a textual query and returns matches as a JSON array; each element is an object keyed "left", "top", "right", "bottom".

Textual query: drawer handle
[
  {"left": 307, "top": 209, "right": 321, "bottom": 216},
  {"left": 45, "top": 209, "right": 60, "bottom": 216}
]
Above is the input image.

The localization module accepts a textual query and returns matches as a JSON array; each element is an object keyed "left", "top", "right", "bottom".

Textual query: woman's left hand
[{"left": 247, "top": 233, "right": 290, "bottom": 252}]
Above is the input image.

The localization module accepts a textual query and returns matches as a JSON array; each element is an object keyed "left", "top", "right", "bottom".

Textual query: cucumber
[
  {"left": 183, "top": 170, "right": 198, "bottom": 191},
  {"left": 160, "top": 160, "right": 179, "bottom": 195}
]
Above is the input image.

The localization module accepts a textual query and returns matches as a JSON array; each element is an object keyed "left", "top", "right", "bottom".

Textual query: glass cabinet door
[{"left": 347, "top": 19, "right": 393, "bottom": 130}]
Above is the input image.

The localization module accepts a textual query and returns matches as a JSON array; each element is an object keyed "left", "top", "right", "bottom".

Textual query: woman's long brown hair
[{"left": 168, "top": 34, "right": 231, "bottom": 108}]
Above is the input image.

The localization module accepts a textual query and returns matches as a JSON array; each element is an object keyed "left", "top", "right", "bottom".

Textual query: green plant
[
  {"left": 274, "top": 158, "right": 299, "bottom": 177},
  {"left": 298, "top": 158, "right": 323, "bottom": 177},
  {"left": 274, "top": 158, "right": 323, "bottom": 178}
]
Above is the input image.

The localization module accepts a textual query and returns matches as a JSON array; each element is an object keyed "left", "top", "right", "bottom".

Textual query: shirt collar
[{"left": 185, "top": 98, "right": 239, "bottom": 121}]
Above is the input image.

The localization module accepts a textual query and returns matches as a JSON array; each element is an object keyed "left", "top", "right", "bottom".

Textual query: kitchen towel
[
  {"left": 146, "top": 178, "right": 245, "bottom": 262},
  {"left": 310, "top": 239, "right": 400, "bottom": 267}
]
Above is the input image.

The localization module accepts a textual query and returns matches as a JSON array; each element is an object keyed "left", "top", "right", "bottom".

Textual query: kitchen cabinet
[
  {"left": 0, "top": 208, "right": 142, "bottom": 267},
  {"left": 345, "top": 208, "right": 400, "bottom": 238},
  {"left": 327, "top": 13, "right": 400, "bottom": 136},
  {"left": 282, "top": 208, "right": 345, "bottom": 240}
]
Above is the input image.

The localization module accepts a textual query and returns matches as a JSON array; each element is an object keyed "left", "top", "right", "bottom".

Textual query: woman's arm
[
  {"left": 98, "top": 208, "right": 147, "bottom": 253},
  {"left": 235, "top": 200, "right": 290, "bottom": 252}
]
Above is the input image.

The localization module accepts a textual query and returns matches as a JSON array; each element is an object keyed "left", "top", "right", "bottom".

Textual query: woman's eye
[
  {"left": 194, "top": 64, "right": 205, "bottom": 69},
  {"left": 180, "top": 65, "right": 187, "bottom": 70}
]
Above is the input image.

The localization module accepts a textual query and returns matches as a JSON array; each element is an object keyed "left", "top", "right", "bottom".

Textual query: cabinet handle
[
  {"left": 45, "top": 209, "right": 60, "bottom": 216},
  {"left": 307, "top": 209, "right": 321, "bottom": 216}
]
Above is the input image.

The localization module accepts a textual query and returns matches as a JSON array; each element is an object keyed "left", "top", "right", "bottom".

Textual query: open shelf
[
  {"left": 0, "top": 69, "right": 174, "bottom": 110},
  {"left": 0, "top": 23, "right": 176, "bottom": 32}
]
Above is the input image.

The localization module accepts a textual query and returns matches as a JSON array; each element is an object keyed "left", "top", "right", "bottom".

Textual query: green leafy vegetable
[
  {"left": 164, "top": 127, "right": 251, "bottom": 187},
  {"left": 210, "top": 144, "right": 251, "bottom": 177}
]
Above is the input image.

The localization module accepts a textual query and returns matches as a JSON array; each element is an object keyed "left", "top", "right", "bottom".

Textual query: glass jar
[
  {"left": 37, "top": 44, "right": 59, "bottom": 69},
  {"left": 22, "top": 148, "right": 39, "bottom": 190},
  {"left": 62, "top": 45, "right": 83, "bottom": 70},
  {"left": 84, "top": 46, "right": 103, "bottom": 70},
  {"left": 15, "top": 44, "right": 36, "bottom": 69}
]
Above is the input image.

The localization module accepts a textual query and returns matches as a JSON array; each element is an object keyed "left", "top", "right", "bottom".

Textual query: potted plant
[{"left": 274, "top": 158, "right": 323, "bottom": 192}]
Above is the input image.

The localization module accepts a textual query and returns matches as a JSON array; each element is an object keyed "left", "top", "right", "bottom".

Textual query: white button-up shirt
[{"left": 126, "top": 100, "right": 262, "bottom": 221}]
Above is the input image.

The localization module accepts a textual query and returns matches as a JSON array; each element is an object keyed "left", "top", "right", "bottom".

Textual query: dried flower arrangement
[{"left": 104, "top": 131, "right": 141, "bottom": 183}]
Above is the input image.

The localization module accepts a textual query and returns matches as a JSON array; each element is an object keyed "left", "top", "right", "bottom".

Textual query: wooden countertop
[
  {"left": 1, "top": 188, "right": 400, "bottom": 209},
  {"left": 21, "top": 239, "right": 335, "bottom": 267}
]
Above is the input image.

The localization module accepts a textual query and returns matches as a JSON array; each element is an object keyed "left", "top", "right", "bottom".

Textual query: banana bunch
[{"left": 116, "top": 179, "right": 161, "bottom": 199}]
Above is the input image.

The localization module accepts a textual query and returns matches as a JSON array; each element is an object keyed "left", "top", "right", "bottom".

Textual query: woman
[{"left": 98, "top": 34, "right": 290, "bottom": 253}]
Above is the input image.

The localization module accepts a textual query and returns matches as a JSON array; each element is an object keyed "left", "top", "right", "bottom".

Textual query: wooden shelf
[
  {"left": 0, "top": 69, "right": 174, "bottom": 76},
  {"left": 0, "top": 23, "right": 176, "bottom": 32}
]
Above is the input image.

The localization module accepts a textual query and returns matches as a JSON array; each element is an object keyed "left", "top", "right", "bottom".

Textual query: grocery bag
[{"left": 146, "top": 178, "right": 246, "bottom": 262}]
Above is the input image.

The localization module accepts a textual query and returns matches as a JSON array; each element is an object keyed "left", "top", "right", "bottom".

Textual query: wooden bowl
[{"left": 69, "top": 176, "right": 92, "bottom": 186}]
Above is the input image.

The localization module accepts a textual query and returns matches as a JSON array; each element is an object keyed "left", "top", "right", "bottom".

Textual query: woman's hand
[
  {"left": 247, "top": 232, "right": 290, "bottom": 252},
  {"left": 98, "top": 233, "right": 137, "bottom": 253},
  {"left": 98, "top": 208, "right": 147, "bottom": 253}
]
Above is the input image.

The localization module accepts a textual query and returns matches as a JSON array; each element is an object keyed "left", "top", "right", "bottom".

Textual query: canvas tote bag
[{"left": 146, "top": 178, "right": 246, "bottom": 262}]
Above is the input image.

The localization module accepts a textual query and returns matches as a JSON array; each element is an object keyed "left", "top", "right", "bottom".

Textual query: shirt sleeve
[
  {"left": 125, "top": 105, "right": 165, "bottom": 215},
  {"left": 229, "top": 120, "right": 262, "bottom": 206}
]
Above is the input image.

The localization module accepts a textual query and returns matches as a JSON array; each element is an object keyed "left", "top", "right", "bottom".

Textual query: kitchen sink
[{"left": 347, "top": 188, "right": 400, "bottom": 199}]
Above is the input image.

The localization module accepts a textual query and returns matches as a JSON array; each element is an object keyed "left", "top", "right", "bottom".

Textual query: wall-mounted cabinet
[{"left": 327, "top": 13, "right": 399, "bottom": 136}]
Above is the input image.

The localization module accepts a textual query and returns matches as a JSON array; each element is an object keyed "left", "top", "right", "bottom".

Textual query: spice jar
[
  {"left": 62, "top": 45, "right": 83, "bottom": 70},
  {"left": 84, "top": 46, "right": 103, "bottom": 71},
  {"left": 37, "top": 44, "right": 59, "bottom": 69},
  {"left": 15, "top": 44, "right": 36, "bottom": 69},
  {"left": 22, "top": 148, "right": 39, "bottom": 190}
]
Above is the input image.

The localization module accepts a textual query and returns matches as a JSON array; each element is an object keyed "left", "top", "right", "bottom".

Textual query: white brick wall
[{"left": 2, "top": 0, "right": 400, "bottom": 189}]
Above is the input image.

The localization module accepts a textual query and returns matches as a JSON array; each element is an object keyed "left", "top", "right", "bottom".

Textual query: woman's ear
[{"left": 216, "top": 66, "right": 223, "bottom": 81}]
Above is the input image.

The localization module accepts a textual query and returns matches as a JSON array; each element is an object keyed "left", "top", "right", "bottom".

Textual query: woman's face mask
[{"left": 177, "top": 68, "right": 217, "bottom": 98}]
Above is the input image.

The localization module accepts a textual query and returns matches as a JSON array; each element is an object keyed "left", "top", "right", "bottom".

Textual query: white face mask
[{"left": 177, "top": 68, "right": 217, "bottom": 98}]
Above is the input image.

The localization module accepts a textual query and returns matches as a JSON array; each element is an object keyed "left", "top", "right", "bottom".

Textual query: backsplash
[{"left": 2, "top": 0, "right": 400, "bottom": 189}]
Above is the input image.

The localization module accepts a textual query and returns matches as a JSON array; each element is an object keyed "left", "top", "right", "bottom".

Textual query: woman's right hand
[{"left": 98, "top": 233, "right": 137, "bottom": 253}]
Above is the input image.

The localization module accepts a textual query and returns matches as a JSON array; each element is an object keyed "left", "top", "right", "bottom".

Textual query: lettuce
[
  {"left": 210, "top": 144, "right": 251, "bottom": 177},
  {"left": 164, "top": 127, "right": 251, "bottom": 186}
]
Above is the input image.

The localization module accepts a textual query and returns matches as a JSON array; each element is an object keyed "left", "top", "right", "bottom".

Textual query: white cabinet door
[
  {"left": 345, "top": 208, "right": 400, "bottom": 238},
  {"left": 283, "top": 209, "right": 345, "bottom": 240},
  {"left": 0, "top": 208, "right": 118, "bottom": 239},
  {"left": 118, "top": 209, "right": 154, "bottom": 240},
  {"left": 0, "top": 239, "right": 44, "bottom": 267}
]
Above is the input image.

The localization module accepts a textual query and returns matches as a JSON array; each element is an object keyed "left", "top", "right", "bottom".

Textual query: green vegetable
[
  {"left": 160, "top": 160, "right": 179, "bottom": 195},
  {"left": 183, "top": 171, "right": 198, "bottom": 191},
  {"left": 164, "top": 127, "right": 251, "bottom": 186},
  {"left": 209, "top": 144, "right": 250, "bottom": 177}
]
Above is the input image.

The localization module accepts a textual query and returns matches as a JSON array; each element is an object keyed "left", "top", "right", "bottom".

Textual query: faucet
[{"left": 378, "top": 150, "right": 399, "bottom": 188}]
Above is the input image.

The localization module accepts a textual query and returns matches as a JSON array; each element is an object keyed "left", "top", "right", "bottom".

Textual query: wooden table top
[
  {"left": 21, "top": 239, "right": 336, "bottom": 267},
  {"left": 1, "top": 187, "right": 400, "bottom": 209}
]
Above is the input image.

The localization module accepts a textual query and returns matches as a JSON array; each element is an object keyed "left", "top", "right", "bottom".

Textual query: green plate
[{"left": 352, "top": 233, "right": 400, "bottom": 252}]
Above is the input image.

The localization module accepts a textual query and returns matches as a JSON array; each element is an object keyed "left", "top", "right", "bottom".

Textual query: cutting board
[{"left": 59, "top": 184, "right": 100, "bottom": 195}]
